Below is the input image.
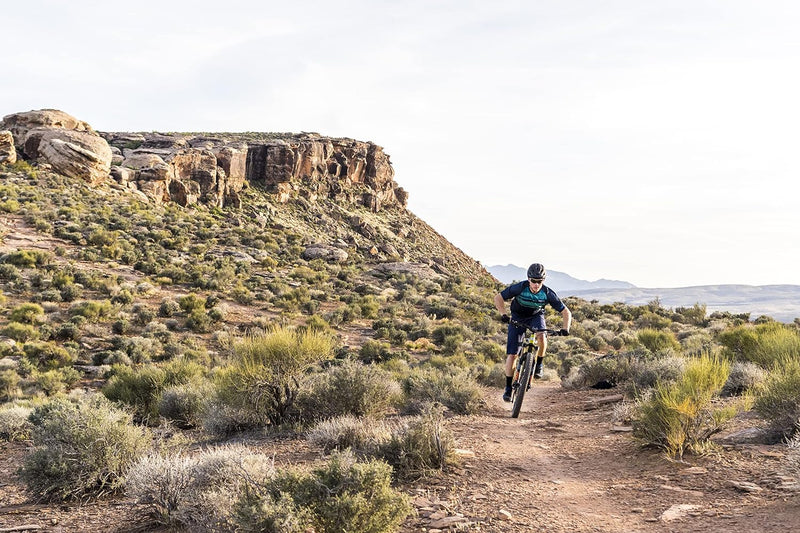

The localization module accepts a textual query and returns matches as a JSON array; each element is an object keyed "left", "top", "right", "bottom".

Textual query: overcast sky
[{"left": 2, "top": 0, "right": 799, "bottom": 287}]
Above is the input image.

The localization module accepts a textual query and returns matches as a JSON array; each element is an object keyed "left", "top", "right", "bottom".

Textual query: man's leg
[
  {"left": 503, "top": 353, "right": 515, "bottom": 401},
  {"left": 533, "top": 331, "right": 547, "bottom": 378}
]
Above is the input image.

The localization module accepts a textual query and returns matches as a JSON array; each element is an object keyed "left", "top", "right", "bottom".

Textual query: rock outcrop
[
  {"left": 1, "top": 109, "right": 111, "bottom": 185},
  {"left": 246, "top": 135, "right": 407, "bottom": 212},
  {"left": 0, "top": 131, "right": 15, "bottom": 165},
  {"left": 2, "top": 109, "right": 407, "bottom": 213}
]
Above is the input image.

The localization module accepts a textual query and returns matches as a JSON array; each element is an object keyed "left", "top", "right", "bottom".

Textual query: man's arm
[
  {"left": 494, "top": 292, "right": 507, "bottom": 316},
  {"left": 561, "top": 306, "right": 572, "bottom": 331}
]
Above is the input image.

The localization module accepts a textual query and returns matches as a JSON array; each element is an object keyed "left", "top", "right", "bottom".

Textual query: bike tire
[{"left": 510, "top": 352, "right": 533, "bottom": 418}]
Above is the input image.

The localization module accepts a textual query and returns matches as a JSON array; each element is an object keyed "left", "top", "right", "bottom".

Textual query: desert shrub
[
  {"left": 34, "top": 367, "right": 81, "bottom": 395},
  {"left": 214, "top": 327, "right": 335, "bottom": 426},
  {"left": 2, "top": 322, "right": 40, "bottom": 342},
  {"left": 401, "top": 367, "right": 483, "bottom": 415},
  {"left": 126, "top": 445, "right": 275, "bottom": 530},
  {"left": 562, "top": 354, "right": 633, "bottom": 390},
  {"left": 69, "top": 300, "right": 113, "bottom": 321},
  {"left": 4, "top": 249, "right": 51, "bottom": 268},
  {"left": 158, "top": 299, "right": 181, "bottom": 317},
  {"left": 9, "top": 302, "right": 45, "bottom": 324},
  {"left": 719, "top": 322, "right": 800, "bottom": 367},
  {"left": 296, "top": 359, "right": 401, "bottom": 421},
  {"left": 306, "top": 415, "right": 392, "bottom": 453},
  {"left": 23, "top": 341, "right": 76, "bottom": 369},
  {"left": 0, "top": 404, "right": 32, "bottom": 441},
  {"left": 753, "top": 357, "right": 800, "bottom": 437},
  {"left": 721, "top": 361, "right": 767, "bottom": 396},
  {"left": 637, "top": 328, "right": 681, "bottom": 353},
  {"left": 186, "top": 308, "right": 212, "bottom": 332},
  {"left": 111, "top": 335, "right": 161, "bottom": 364},
  {"left": 21, "top": 396, "right": 151, "bottom": 500},
  {"left": 158, "top": 380, "right": 213, "bottom": 429},
  {"left": 359, "top": 339, "right": 395, "bottom": 363},
  {"left": 633, "top": 353, "right": 736, "bottom": 459},
  {"left": 132, "top": 304, "right": 156, "bottom": 326},
  {"left": 375, "top": 404, "right": 455, "bottom": 480},
  {"left": 236, "top": 450, "right": 412, "bottom": 533},
  {"left": 626, "top": 355, "right": 686, "bottom": 396},
  {"left": 0, "top": 369, "right": 21, "bottom": 400},
  {"left": 178, "top": 293, "right": 206, "bottom": 313},
  {"left": 103, "top": 360, "right": 204, "bottom": 424}
]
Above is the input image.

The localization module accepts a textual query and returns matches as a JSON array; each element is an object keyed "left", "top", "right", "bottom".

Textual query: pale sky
[{"left": 2, "top": 0, "right": 799, "bottom": 288}]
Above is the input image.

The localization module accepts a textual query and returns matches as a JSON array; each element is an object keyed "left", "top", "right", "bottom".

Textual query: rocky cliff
[
  {"left": 1, "top": 109, "right": 490, "bottom": 282},
  {"left": 1, "top": 109, "right": 407, "bottom": 212}
]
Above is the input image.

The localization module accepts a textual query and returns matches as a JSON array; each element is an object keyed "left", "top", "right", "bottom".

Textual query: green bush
[
  {"left": 633, "top": 353, "right": 736, "bottom": 459},
  {"left": 637, "top": 328, "right": 681, "bottom": 353},
  {"left": 215, "top": 327, "right": 335, "bottom": 426},
  {"left": 753, "top": 357, "right": 800, "bottom": 437},
  {"left": 9, "top": 303, "right": 46, "bottom": 324},
  {"left": 0, "top": 368, "right": 21, "bottom": 400},
  {"left": 34, "top": 367, "right": 81, "bottom": 395},
  {"left": 158, "top": 380, "right": 212, "bottom": 428},
  {"left": 4, "top": 249, "right": 51, "bottom": 268},
  {"left": 23, "top": 341, "right": 76, "bottom": 369},
  {"left": 21, "top": 396, "right": 151, "bottom": 500},
  {"left": 401, "top": 367, "right": 483, "bottom": 415},
  {"left": 69, "top": 300, "right": 113, "bottom": 321},
  {"left": 237, "top": 450, "right": 412, "bottom": 533},
  {"left": 178, "top": 293, "right": 206, "bottom": 313},
  {"left": 719, "top": 323, "right": 800, "bottom": 368},
  {"left": 296, "top": 359, "right": 401, "bottom": 421},
  {"left": 103, "top": 360, "right": 204, "bottom": 424},
  {"left": 2, "top": 322, "right": 40, "bottom": 342}
]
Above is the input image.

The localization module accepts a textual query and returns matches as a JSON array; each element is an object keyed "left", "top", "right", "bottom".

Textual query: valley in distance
[{"left": 488, "top": 264, "right": 800, "bottom": 324}]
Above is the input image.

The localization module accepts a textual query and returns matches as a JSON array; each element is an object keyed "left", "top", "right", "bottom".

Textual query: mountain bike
[{"left": 508, "top": 318, "right": 566, "bottom": 418}]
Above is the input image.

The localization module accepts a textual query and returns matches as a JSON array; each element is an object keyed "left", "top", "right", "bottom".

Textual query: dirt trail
[{"left": 403, "top": 381, "right": 800, "bottom": 533}]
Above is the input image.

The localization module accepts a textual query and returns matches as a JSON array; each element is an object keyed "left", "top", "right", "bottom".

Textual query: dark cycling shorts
[{"left": 506, "top": 314, "right": 546, "bottom": 354}]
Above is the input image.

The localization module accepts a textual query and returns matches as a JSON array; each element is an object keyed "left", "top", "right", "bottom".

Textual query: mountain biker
[{"left": 494, "top": 263, "right": 572, "bottom": 402}]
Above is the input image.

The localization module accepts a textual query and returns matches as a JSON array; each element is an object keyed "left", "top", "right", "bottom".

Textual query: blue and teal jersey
[{"left": 500, "top": 281, "right": 566, "bottom": 318}]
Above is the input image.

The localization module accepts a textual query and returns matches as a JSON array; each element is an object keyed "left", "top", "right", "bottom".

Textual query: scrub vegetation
[{"left": 1, "top": 161, "right": 799, "bottom": 529}]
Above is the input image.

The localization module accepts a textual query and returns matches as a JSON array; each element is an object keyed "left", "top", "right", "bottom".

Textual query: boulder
[
  {"left": 168, "top": 148, "right": 218, "bottom": 206},
  {"left": 0, "top": 130, "right": 16, "bottom": 165},
  {"left": 1, "top": 109, "right": 92, "bottom": 152},
  {"left": 35, "top": 129, "right": 112, "bottom": 185},
  {"left": 302, "top": 244, "right": 349, "bottom": 263}
]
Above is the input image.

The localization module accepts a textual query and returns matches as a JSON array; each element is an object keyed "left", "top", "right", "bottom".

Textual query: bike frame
[{"left": 508, "top": 318, "right": 564, "bottom": 418}]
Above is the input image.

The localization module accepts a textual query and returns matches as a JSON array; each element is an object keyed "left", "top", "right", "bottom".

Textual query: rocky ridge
[
  {"left": 1, "top": 108, "right": 489, "bottom": 281},
  {"left": 1, "top": 109, "right": 407, "bottom": 212}
]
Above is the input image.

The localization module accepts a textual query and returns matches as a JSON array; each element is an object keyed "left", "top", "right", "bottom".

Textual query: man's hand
[
  {"left": 559, "top": 328, "right": 570, "bottom": 336},
  {"left": 501, "top": 314, "right": 510, "bottom": 323}
]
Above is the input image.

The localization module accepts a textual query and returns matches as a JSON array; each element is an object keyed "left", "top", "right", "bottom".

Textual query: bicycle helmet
[{"left": 527, "top": 263, "right": 546, "bottom": 280}]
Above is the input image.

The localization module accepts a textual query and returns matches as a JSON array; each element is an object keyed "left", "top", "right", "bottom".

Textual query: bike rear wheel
[{"left": 510, "top": 352, "right": 533, "bottom": 418}]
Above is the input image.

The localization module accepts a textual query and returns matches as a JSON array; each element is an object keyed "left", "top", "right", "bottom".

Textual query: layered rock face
[
  {"left": 0, "top": 131, "right": 15, "bottom": 165},
  {"left": 1, "top": 109, "right": 111, "bottom": 185},
  {"left": 1, "top": 109, "right": 407, "bottom": 212},
  {"left": 246, "top": 135, "right": 407, "bottom": 211}
]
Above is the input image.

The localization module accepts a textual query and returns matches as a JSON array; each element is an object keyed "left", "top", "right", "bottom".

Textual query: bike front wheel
[{"left": 510, "top": 352, "right": 533, "bottom": 418}]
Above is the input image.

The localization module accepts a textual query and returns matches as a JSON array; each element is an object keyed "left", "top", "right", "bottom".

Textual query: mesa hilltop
[{"left": 0, "top": 108, "right": 488, "bottom": 281}]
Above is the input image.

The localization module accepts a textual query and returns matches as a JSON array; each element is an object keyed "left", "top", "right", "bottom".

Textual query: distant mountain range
[
  {"left": 487, "top": 264, "right": 635, "bottom": 291},
  {"left": 487, "top": 265, "right": 800, "bottom": 323}
]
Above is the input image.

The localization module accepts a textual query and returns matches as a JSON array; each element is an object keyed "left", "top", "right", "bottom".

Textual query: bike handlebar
[{"left": 507, "top": 318, "right": 567, "bottom": 336}]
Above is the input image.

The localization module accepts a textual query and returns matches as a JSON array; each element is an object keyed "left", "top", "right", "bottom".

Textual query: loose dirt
[{"left": 2, "top": 381, "right": 798, "bottom": 532}]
